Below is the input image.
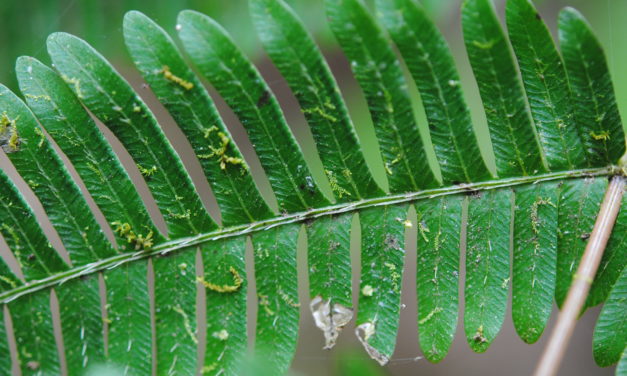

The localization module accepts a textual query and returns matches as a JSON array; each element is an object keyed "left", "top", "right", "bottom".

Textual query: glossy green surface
[
  {"left": 355, "top": 205, "right": 407, "bottom": 364},
  {"left": 10, "top": 291, "right": 59, "bottom": 376},
  {"left": 378, "top": 0, "right": 491, "bottom": 183},
  {"left": 154, "top": 249, "right": 197, "bottom": 375},
  {"left": 506, "top": 0, "right": 586, "bottom": 171},
  {"left": 558, "top": 8, "right": 626, "bottom": 166},
  {"left": 593, "top": 265, "right": 627, "bottom": 367},
  {"left": 253, "top": 224, "right": 300, "bottom": 375},
  {"left": 0, "top": 307, "right": 8, "bottom": 374},
  {"left": 56, "top": 276, "right": 104, "bottom": 375},
  {"left": 307, "top": 213, "right": 353, "bottom": 308},
  {"left": 512, "top": 181, "right": 559, "bottom": 344},
  {"left": 47, "top": 32, "right": 216, "bottom": 238},
  {"left": 124, "top": 11, "right": 274, "bottom": 226},
  {"left": 461, "top": 0, "right": 544, "bottom": 177},
  {"left": 0, "top": 85, "right": 112, "bottom": 267},
  {"left": 465, "top": 189, "right": 511, "bottom": 353},
  {"left": 178, "top": 10, "right": 329, "bottom": 212},
  {"left": 415, "top": 196, "right": 463, "bottom": 362},
  {"left": 251, "top": 0, "right": 382, "bottom": 201},
  {"left": 0, "top": 2, "right": 624, "bottom": 373},
  {"left": 617, "top": 349, "right": 627, "bottom": 376},
  {"left": 0, "top": 166, "right": 62, "bottom": 283},
  {"left": 202, "top": 237, "right": 247, "bottom": 376},
  {"left": 325, "top": 0, "right": 437, "bottom": 192},
  {"left": 588, "top": 193, "right": 627, "bottom": 308},
  {"left": 16, "top": 57, "right": 161, "bottom": 249},
  {"left": 105, "top": 261, "right": 152, "bottom": 374},
  {"left": 555, "top": 178, "right": 606, "bottom": 307}
]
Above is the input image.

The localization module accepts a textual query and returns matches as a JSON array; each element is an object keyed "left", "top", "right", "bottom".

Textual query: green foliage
[
  {"left": 512, "top": 181, "right": 559, "bottom": 344},
  {"left": 0, "top": 0, "right": 625, "bottom": 375},
  {"left": 416, "top": 196, "right": 463, "bottom": 362},
  {"left": 465, "top": 189, "right": 511, "bottom": 353},
  {"left": 461, "top": 0, "right": 545, "bottom": 177},
  {"left": 594, "top": 265, "right": 627, "bottom": 367}
]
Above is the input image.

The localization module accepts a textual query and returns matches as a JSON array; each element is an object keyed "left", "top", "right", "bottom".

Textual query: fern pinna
[{"left": 0, "top": 0, "right": 625, "bottom": 374}]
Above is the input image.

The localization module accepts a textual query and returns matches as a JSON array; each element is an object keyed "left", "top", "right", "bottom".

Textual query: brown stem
[{"left": 534, "top": 175, "right": 625, "bottom": 376}]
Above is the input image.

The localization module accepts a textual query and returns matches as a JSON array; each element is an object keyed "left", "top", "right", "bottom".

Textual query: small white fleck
[
  {"left": 27, "top": 66, "right": 33, "bottom": 74},
  {"left": 175, "top": 24, "right": 182, "bottom": 31}
]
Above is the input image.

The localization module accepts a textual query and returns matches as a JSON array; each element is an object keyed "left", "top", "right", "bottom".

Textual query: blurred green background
[
  {"left": 2, "top": 0, "right": 626, "bottom": 188},
  {"left": 1, "top": 0, "right": 625, "bottom": 375}
]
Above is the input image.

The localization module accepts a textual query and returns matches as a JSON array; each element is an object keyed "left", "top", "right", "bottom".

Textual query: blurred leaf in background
[
  {"left": 0, "top": 0, "right": 333, "bottom": 89},
  {"left": 3, "top": 0, "right": 625, "bottom": 125},
  {"left": 334, "top": 349, "right": 388, "bottom": 376}
]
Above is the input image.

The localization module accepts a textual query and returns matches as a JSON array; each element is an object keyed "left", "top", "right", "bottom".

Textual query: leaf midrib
[{"left": 0, "top": 165, "right": 616, "bottom": 304}]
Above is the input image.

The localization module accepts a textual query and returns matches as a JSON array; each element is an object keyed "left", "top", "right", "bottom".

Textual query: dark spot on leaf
[
  {"left": 535, "top": 13, "right": 541, "bottom": 20},
  {"left": 257, "top": 90, "right": 271, "bottom": 107},
  {"left": 451, "top": 180, "right": 462, "bottom": 186},
  {"left": 466, "top": 190, "right": 481, "bottom": 197},
  {"left": 384, "top": 234, "right": 400, "bottom": 250},
  {"left": 580, "top": 233, "right": 590, "bottom": 241}
]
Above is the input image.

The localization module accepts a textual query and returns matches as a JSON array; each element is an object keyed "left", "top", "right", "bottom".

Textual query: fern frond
[{"left": 0, "top": 0, "right": 625, "bottom": 375}]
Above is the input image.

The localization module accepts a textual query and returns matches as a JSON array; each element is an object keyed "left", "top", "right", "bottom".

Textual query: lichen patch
[
  {"left": 161, "top": 65, "right": 194, "bottom": 90},
  {"left": 199, "top": 126, "right": 245, "bottom": 170},
  {"left": 0, "top": 112, "right": 20, "bottom": 153},
  {"left": 111, "top": 221, "right": 154, "bottom": 250},
  {"left": 197, "top": 266, "right": 243, "bottom": 293},
  {"left": 590, "top": 130, "right": 610, "bottom": 141}
]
